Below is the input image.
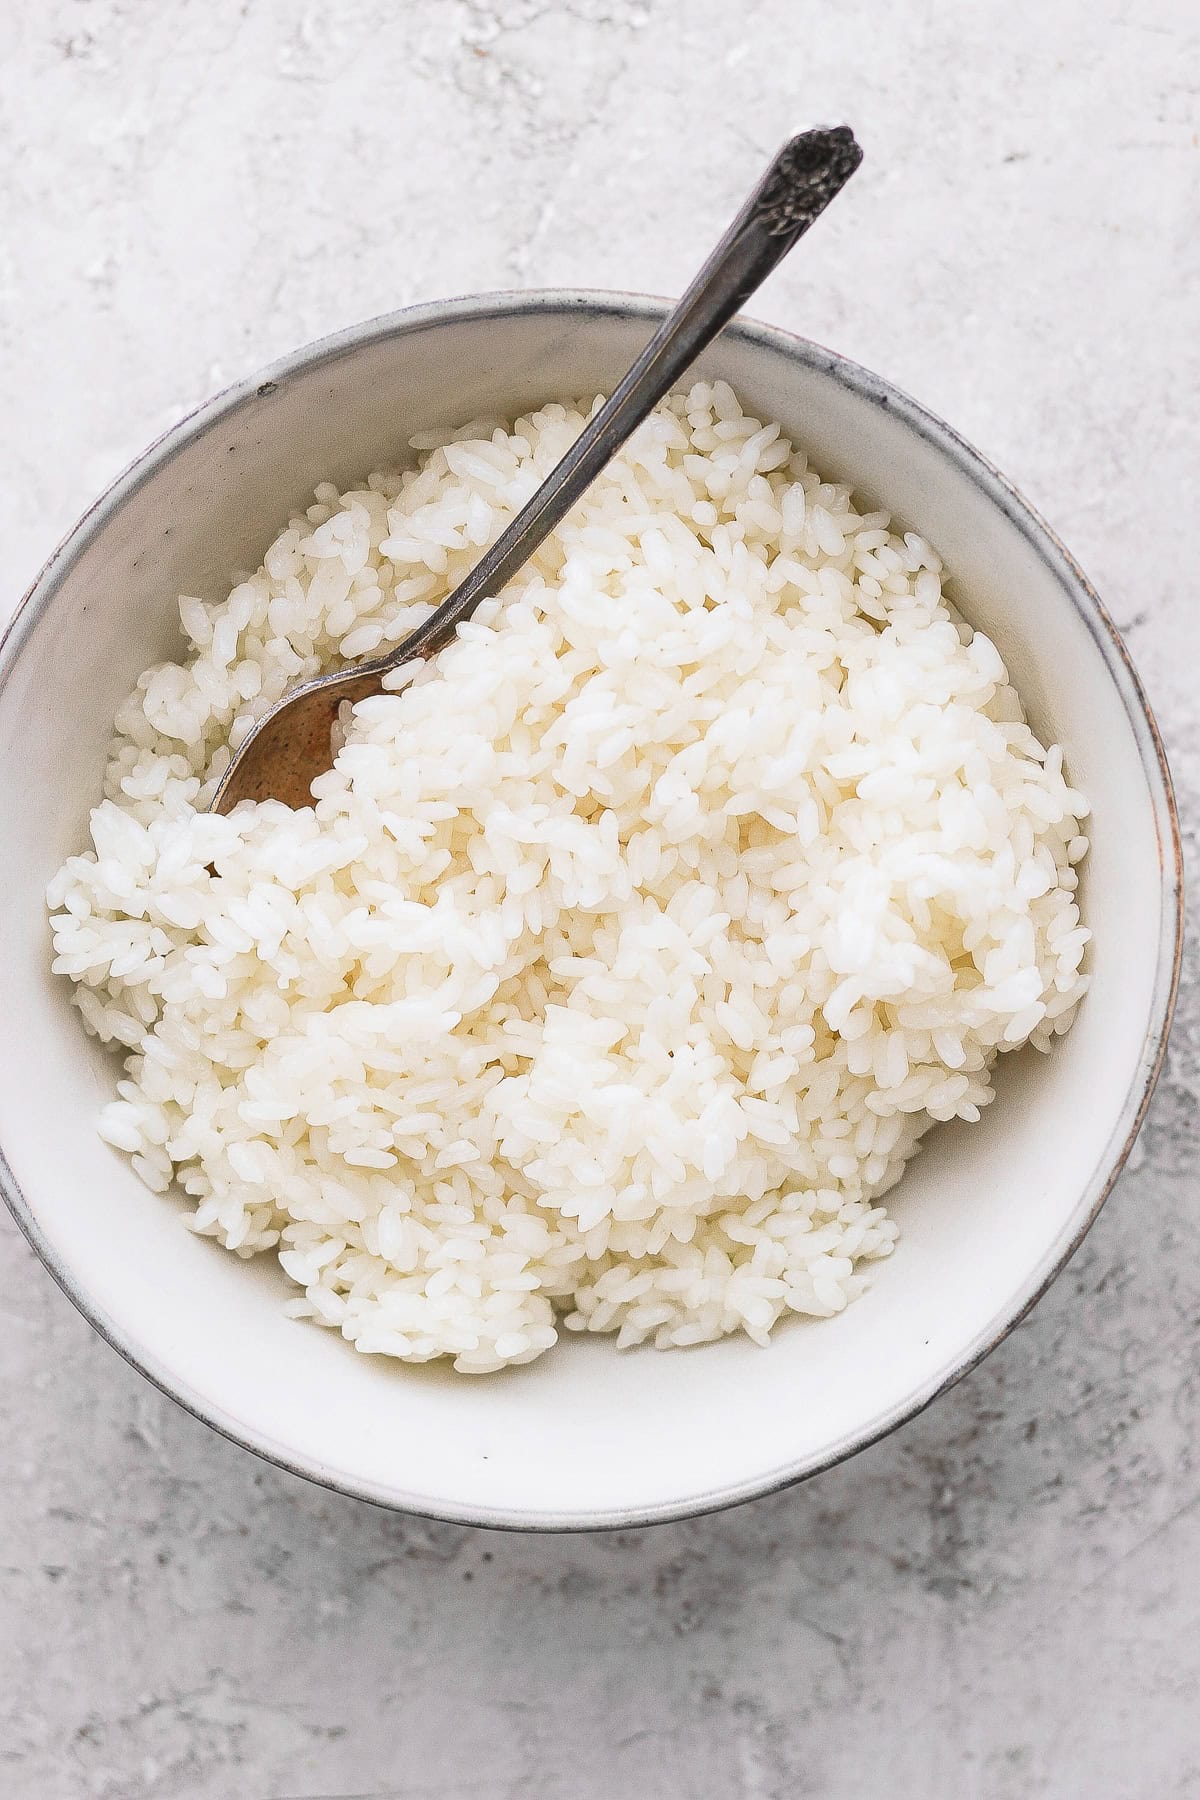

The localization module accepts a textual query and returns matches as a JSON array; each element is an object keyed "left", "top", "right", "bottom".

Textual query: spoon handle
[{"left": 387, "top": 126, "right": 862, "bottom": 664}]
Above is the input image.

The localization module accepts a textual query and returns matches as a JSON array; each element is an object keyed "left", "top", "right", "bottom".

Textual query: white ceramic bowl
[{"left": 0, "top": 294, "right": 1181, "bottom": 1528}]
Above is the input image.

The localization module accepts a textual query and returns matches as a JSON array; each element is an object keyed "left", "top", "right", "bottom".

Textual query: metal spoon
[{"left": 209, "top": 126, "right": 863, "bottom": 815}]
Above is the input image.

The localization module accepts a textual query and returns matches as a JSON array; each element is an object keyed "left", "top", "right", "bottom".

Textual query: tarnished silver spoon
[{"left": 210, "top": 126, "right": 863, "bottom": 815}]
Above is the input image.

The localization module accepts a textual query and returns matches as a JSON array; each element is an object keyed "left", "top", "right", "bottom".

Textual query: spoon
[{"left": 209, "top": 125, "right": 863, "bottom": 815}]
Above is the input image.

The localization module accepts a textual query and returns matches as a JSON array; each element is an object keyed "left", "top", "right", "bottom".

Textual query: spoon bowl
[{"left": 214, "top": 663, "right": 396, "bottom": 812}]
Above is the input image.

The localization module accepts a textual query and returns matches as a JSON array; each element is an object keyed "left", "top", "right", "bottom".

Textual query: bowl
[{"left": 0, "top": 293, "right": 1181, "bottom": 1528}]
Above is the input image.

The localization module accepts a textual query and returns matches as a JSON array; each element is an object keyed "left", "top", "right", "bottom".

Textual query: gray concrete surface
[{"left": 2, "top": 2, "right": 1198, "bottom": 1795}]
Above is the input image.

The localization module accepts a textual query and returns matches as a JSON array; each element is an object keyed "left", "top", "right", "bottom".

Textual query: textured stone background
[{"left": 2, "top": 3, "right": 1197, "bottom": 1796}]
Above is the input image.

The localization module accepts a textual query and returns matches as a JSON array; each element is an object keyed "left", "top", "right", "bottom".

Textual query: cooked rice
[{"left": 46, "top": 381, "right": 1090, "bottom": 1372}]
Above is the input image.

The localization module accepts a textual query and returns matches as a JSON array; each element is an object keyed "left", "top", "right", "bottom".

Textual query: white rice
[{"left": 46, "top": 381, "right": 1091, "bottom": 1373}]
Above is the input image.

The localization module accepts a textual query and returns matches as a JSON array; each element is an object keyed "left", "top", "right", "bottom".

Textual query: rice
[{"left": 46, "top": 381, "right": 1091, "bottom": 1373}]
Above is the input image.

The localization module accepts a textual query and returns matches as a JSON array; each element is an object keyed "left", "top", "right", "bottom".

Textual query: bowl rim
[{"left": 0, "top": 288, "right": 1184, "bottom": 1530}]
